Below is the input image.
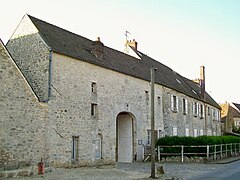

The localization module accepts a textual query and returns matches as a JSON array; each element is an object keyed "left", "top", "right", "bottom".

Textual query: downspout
[{"left": 48, "top": 49, "right": 53, "bottom": 102}]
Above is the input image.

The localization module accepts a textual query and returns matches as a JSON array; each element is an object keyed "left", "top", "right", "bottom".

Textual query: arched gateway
[{"left": 116, "top": 112, "right": 136, "bottom": 162}]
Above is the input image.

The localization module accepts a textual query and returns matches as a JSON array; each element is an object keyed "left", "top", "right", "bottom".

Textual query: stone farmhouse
[
  {"left": 221, "top": 102, "right": 240, "bottom": 133},
  {"left": 1, "top": 14, "right": 221, "bottom": 170}
]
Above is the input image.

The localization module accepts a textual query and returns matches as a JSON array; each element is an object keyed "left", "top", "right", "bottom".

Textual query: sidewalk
[{"left": 5, "top": 156, "right": 240, "bottom": 180}]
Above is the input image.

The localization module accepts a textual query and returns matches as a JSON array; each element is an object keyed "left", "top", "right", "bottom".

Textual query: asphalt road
[{"left": 189, "top": 160, "right": 240, "bottom": 180}]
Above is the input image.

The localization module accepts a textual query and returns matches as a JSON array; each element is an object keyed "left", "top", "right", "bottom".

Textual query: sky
[{"left": 0, "top": 0, "right": 239, "bottom": 103}]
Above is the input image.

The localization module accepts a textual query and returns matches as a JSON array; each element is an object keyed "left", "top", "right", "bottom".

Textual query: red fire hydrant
[{"left": 38, "top": 158, "right": 44, "bottom": 175}]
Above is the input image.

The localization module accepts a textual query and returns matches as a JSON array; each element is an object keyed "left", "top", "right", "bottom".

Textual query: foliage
[
  {"left": 156, "top": 136, "right": 240, "bottom": 154},
  {"left": 232, "top": 125, "right": 240, "bottom": 134}
]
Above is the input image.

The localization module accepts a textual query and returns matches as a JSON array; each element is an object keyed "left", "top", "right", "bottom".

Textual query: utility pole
[{"left": 150, "top": 67, "right": 157, "bottom": 178}]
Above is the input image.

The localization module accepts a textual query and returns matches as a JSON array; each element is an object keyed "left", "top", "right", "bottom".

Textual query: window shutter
[
  {"left": 202, "top": 105, "right": 205, "bottom": 118},
  {"left": 193, "top": 102, "right": 195, "bottom": 116},
  {"left": 176, "top": 96, "right": 179, "bottom": 112},
  {"left": 196, "top": 103, "right": 199, "bottom": 116},
  {"left": 171, "top": 95, "right": 174, "bottom": 111},
  {"left": 185, "top": 100, "right": 188, "bottom": 114}
]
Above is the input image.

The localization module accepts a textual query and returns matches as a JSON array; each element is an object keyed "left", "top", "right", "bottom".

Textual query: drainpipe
[{"left": 48, "top": 49, "right": 53, "bottom": 102}]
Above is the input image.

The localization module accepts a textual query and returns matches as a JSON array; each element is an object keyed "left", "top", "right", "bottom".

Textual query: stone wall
[
  {"left": 47, "top": 53, "right": 221, "bottom": 166},
  {"left": 6, "top": 15, "right": 50, "bottom": 102},
  {"left": 0, "top": 40, "right": 48, "bottom": 174},
  {"left": 47, "top": 53, "right": 164, "bottom": 166}
]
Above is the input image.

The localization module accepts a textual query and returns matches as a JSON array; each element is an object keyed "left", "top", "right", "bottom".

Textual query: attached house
[
  {"left": 221, "top": 102, "right": 240, "bottom": 133},
  {"left": 2, "top": 14, "right": 221, "bottom": 168}
]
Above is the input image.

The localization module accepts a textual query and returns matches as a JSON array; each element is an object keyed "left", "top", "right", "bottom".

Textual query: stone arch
[{"left": 116, "top": 112, "right": 136, "bottom": 162}]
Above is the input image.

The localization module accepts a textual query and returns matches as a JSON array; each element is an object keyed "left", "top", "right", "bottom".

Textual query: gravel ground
[{"left": 6, "top": 156, "right": 240, "bottom": 180}]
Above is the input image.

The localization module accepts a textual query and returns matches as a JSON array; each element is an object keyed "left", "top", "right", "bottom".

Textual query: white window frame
[
  {"left": 171, "top": 95, "right": 178, "bottom": 112},
  {"left": 72, "top": 136, "right": 79, "bottom": 161},
  {"left": 194, "top": 129, "right": 198, "bottom": 137},
  {"left": 212, "top": 108, "right": 215, "bottom": 120},
  {"left": 183, "top": 98, "right": 188, "bottom": 115},
  {"left": 95, "top": 134, "right": 102, "bottom": 159},
  {"left": 193, "top": 102, "right": 199, "bottom": 117},
  {"left": 185, "top": 128, "right": 189, "bottom": 137},
  {"left": 199, "top": 104, "right": 205, "bottom": 119},
  {"left": 173, "top": 127, "right": 178, "bottom": 136}
]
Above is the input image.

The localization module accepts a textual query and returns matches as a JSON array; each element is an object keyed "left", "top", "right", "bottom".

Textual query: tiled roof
[
  {"left": 230, "top": 105, "right": 240, "bottom": 118},
  {"left": 28, "top": 15, "right": 220, "bottom": 109},
  {"left": 233, "top": 103, "right": 240, "bottom": 112}
]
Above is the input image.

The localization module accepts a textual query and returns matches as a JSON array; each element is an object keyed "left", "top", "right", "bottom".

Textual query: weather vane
[{"left": 125, "top": 31, "right": 131, "bottom": 41}]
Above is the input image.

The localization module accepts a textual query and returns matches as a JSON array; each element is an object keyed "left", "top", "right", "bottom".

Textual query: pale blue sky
[{"left": 0, "top": 0, "right": 239, "bottom": 103}]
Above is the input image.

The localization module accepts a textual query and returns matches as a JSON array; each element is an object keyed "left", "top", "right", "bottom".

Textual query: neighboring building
[
  {"left": 2, "top": 14, "right": 221, "bottom": 169},
  {"left": 0, "top": 39, "right": 48, "bottom": 175},
  {"left": 221, "top": 102, "right": 240, "bottom": 133},
  {"left": 232, "top": 103, "right": 240, "bottom": 128}
]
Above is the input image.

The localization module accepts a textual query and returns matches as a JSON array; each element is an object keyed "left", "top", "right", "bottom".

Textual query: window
[
  {"left": 171, "top": 95, "right": 178, "bottom": 112},
  {"left": 199, "top": 104, "right": 205, "bottom": 119},
  {"left": 157, "top": 96, "right": 161, "bottom": 105},
  {"left": 183, "top": 98, "right": 188, "bottom": 115},
  {"left": 212, "top": 108, "right": 215, "bottom": 119},
  {"left": 158, "top": 130, "right": 164, "bottom": 138},
  {"left": 207, "top": 107, "right": 211, "bottom": 115},
  {"left": 208, "top": 130, "right": 212, "bottom": 136},
  {"left": 173, "top": 127, "right": 178, "bottom": 136},
  {"left": 212, "top": 109, "right": 220, "bottom": 121},
  {"left": 185, "top": 128, "right": 189, "bottom": 137},
  {"left": 72, "top": 136, "right": 79, "bottom": 160},
  {"left": 147, "top": 130, "right": 158, "bottom": 145},
  {"left": 194, "top": 129, "right": 198, "bottom": 137},
  {"left": 216, "top": 110, "right": 220, "bottom": 121},
  {"left": 193, "top": 102, "right": 199, "bottom": 117},
  {"left": 91, "top": 82, "right": 97, "bottom": 93},
  {"left": 200, "top": 129, "right": 204, "bottom": 136},
  {"left": 213, "top": 131, "right": 216, "bottom": 136},
  {"left": 91, "top": 103, "right": 97, "bottom": 116},
  {"left": 95, "top": 134, "right": 102, "bottom": 159},
  {"left": 147, "top": 129, "right": 151, "bottom": 145},
  {"left": 145, "top": 91, "right": 149, "bottom": 105}
]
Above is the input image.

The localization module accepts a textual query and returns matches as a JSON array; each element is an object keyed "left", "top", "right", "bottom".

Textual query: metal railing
[{"left": 157, "top": 143, "right": 240, "bottom": 162}]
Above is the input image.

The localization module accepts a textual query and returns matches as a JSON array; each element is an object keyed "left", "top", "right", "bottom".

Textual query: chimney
[
  {"left": 126, "top": 39, "right": 138, "bottom": 51},
  {"left": 91, "top": 37, "right": 104, "bottom": 59},
  {"left": 199, "top": 66, "right": 205, "bottom": 99}
]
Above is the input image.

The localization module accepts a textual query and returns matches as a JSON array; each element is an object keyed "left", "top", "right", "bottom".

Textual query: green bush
[{"left": 156, "top": 136, "right": 240, "bottom": 154}]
